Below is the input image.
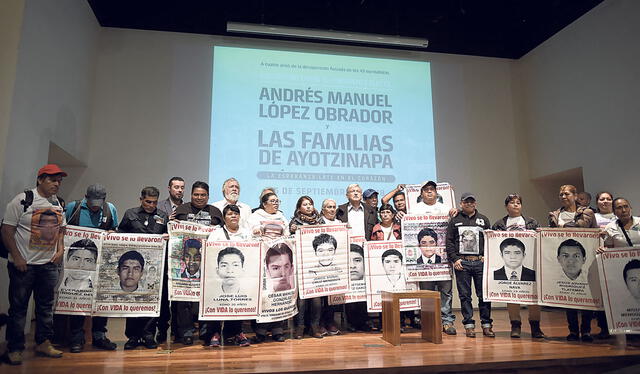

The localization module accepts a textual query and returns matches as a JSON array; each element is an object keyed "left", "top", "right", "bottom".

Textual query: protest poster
[
  {"left": 54, "top": 225, "right": 104, "bottom": 316},
  {"left": 167, "top": 221, "right": 217, "bottom": 301},
  {"left": 483, "top": 230, "right": 538, "bottom": 304},
  {"left": 296, "top": 224, "right": 349, "bottom": 299},
  {"left": 402, "top": 214, "right": 451, "bottom": 282},
  {"left": 537, "top": 228, "right": 603, "bottom": 311},
  {"left": 364, "top": 240, "right": 419, "bottom": 312},
  {"left": 93, "top": 233, "right": 166, "bottom": 317},
  {"left": 257, "top": 238, "right": 299, "bottom": 323},
  {"left": 328, "top": 235, "right": 367, "bottom": 305},
  {"left": 199, "top": 240, "right": 262, "bottom": 320},
  {"left": 597, "top": 247, "right": 640, "bottom": 334},
  {"left": 405, "top": 182, "right": 456, "bottom": 215},
  {"left": 458, "top": 226, "right": 482, "bottom": 255}
]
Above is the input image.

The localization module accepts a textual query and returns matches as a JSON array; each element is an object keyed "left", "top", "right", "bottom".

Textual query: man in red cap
[{"left": 1, "top": 164, "right": 67, "bottom": 365}]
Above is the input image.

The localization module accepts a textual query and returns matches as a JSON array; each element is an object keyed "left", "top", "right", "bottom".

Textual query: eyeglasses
[{"left": 267, "top": 199, "right": 280, "bottom": 204}]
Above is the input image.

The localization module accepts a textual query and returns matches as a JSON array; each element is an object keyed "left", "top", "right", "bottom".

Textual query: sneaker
[
  {"left": 35, "top": 340, "right": 63, "bottom": 358},
  {"left": 465, "top": 328, "right": 476, "bottom": 338},
  {"left": 326, "top": 324, "right": 340, "bottom": 336},
  {"left": 209, "top": 333, "right": 221, "bottom": 347},
  {"left": 92, "top": 338, "right": 117, "bottom": 351},
  {"left": 142, "top": 335, "right": 158, "bottom": 349},
  {"left": 581, "top": 333, "right": 594, "bottom": 343},
  {"left": 273, "top": 334, "right": 286, "bottom": 342},
  {"left": 482, "top": 327, "right": 496, "bottom": 338},
  {"left": 124, "top": 337, "right": 140, "bottom": 350},
  {"left": 593, "top": 331, "right": 611, "bottom": 340},
  {"left": 510, "top": 321, "right": 522, "bottom": 338},
  {"left": 566, "top": 332, "right": 580, "bottom": 341},
  {"left": 70, "top": 343, "right": 84, "bottom": 353},
  {"left": 294, "top": 326, "right": 304, "bottom": 339},
  {"left": 6, "top": 351, "right": 23, "bottom": 365},
  {"left": 443, "top": 324, "right": 457, "bottom": 335},
  {"left": 235, "top": 333, "right": 250, "bottom": 347},
  {"left": 182, "top": 336, "right": 193, "bottom": 345}
]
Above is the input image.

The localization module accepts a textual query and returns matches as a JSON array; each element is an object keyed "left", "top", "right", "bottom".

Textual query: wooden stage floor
[{"left": 2, "top": 309, "right": 639, "bottom": 374}]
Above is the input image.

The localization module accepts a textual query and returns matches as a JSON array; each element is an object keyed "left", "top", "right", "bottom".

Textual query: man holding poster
[{"left": 446, "top": 192, "right": 492, "bottom": 338}]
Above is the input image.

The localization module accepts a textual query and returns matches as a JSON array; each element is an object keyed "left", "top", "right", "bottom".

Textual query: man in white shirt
[
  {"left": 412, "top": 181, "right": 449, "bottom": 215},
  {"left": 1, "top": 164, "right": 67, "bottom": 364},
  {"left": 336, "top": 184, "right": 377, "bottom": 239},
  {"left": 212, "top": 178, "right": 251, "bottom": 230}
]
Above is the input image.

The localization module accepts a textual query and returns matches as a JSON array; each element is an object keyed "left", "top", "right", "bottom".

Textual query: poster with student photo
[
  {"left": 402, "top": 214, "right": 451, "bottom": 282},
  {"left": 328, "top": 235, "right": 367, "bottom": 305},
  {"left": 296, "top": 224, "right": 349, "bottom": 299},
  {"left": 597, "top": 247, "right": 640, "bottom": 334},
  {"left": 483, "top": 230, "right": 538, "bottom": 305},
  {"left": 364, "top": 240, "right": 419, "bottom": 312},
  {"left": 404, "top": 182, "right": 456, "bottom": 215},
  {"left": 536, "top": 228, "right": 603, "bottom": 311},
  {"left": 93, "top": 233, "right": 166, "bottom": 317},
  {"left": 54, "top": 226, "right": 104, "bottom": 316},
  {"left": 458, "top": 226, "right": 482, "bottom": 255},
  {"left": 257, "top": 238, "right": 299, "bottom": 323},
  {"left": 199, "top": 240, "right": 261, "bottom": 320},
  {"left": 168, "top": 221, "right": 217, "bottom": 301},
  {"left": 29, "top": 207, "right": 64, "bottom": 251}
]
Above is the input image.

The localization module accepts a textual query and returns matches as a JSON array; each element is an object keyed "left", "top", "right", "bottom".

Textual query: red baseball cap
[{"left": 37, "top": 164, "right": 68, "bottom": 177}]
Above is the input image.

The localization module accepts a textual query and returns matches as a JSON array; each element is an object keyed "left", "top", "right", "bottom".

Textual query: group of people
[{"left": 1, "top": 163, "right": 637, "bottom": 365}]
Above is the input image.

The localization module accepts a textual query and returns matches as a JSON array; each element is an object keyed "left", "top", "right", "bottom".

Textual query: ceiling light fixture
[{"left": 227, "top": 22, "right": 429, "bottom": 49}]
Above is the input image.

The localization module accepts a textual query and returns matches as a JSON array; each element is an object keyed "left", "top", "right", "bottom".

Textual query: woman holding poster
[
  {"left": 247, "top": 192, "right": 288, "bottom": 238},
  {"left": 548, "top": 184, "right": 596, "bottom": 342},
  {"left": 491, "top": 193, "right": 545, "bottom": 339},
  {"left": 370, "top": 204, "right": 401, "bottom": 241},
  {"left": 290, "top": 196, "right": 326, "bottom": 339}
]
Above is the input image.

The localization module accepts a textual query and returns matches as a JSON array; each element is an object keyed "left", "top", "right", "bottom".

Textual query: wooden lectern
[{"left": 381, "top": 290, "right": 443, "bottom": 346}]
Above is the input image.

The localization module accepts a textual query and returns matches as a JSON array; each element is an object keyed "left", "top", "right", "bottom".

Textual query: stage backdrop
[{"left": 209, "top": 46, "right": 435, "bottom": 215}]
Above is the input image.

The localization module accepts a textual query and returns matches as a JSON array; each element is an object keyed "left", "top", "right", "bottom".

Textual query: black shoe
[
  {"left": 156, "top": 332, "right": 167, "bottom": 344},
  {"left": 142, "top": 335, "right": 158, "bottom": 349},
  {"left": 593, "top": 331, "right": 611, "bottom": 340},
  {"left": 566, "top": 332, "right": 579, "bottom": 341},
  {"left": 182, "top": 336, "right": 193, "bottom": 345},
  {"left": 69, "top": 343, "right": 84, "bottom": 353},
  {"left": 273, "top": 334, "right": 286, "bottom": 342},
  {"left": 92, "top": 338, "right": 117, "bottom": 351},
  {"left": 251, "top": 334, "right": 266, "bottom": 344},
  {"left": 581, "top": 333, "right": 594, "bottom": 342},
  {"left": 124, "top": 338, "right": 140, "bottom": 350}
]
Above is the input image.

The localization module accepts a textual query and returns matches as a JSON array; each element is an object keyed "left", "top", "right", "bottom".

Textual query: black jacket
[
  {"left": 417, "top": 254, "right": 442, "bottom": 264},
  {"left": 118, "top": 207, "right": 168, "bottom": 234},
  {"left": 336, "top": 202, "right": 378, "bottom": 240},
  {"left": 445, "top": 210, "right": 491, "bottom": 263}
]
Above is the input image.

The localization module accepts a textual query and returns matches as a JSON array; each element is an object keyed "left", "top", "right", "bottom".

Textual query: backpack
[
  {"left": 67, "top": 200, "right": 113, "bottom": 230},
  {"left": 0, "top": 190, "right": 65, "bottom": 258}
]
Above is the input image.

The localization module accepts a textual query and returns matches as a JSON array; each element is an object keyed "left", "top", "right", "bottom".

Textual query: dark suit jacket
[
  {"left": 494, "top": 266, "right": 536, "bottom": 281},
  {"left": 336, "top": 202, "right": 378, "bottom": 240},
  {"left": 417, "top": 254, "right": 442, "bottom": 264}
]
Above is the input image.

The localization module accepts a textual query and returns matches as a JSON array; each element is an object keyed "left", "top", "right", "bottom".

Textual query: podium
[{"left": 381, "top": 290, "right": 443, "bottom": 346}]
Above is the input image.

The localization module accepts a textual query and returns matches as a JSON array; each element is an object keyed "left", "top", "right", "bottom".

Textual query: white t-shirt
[
  {"left": 3, "top": 188, "right": 65, "bottom": 264},
  {"left": 412, "top": 201, "right": 449, "bottom": 215},
  {"left": 380, "top": 225, "right": 393, "bottom": 241},
  {"left": 212, "top": 199, "right": 252, "bottom": 229},
  {"left": 558, "top": 211, "right": 576, "bottom": 227},
  {"left": 208, "top": 226, "right": 251, "bottom": 241},
  {"left": 604, "top": 216, "right": 640, "bottom": 248},
  {"left": 595, "top": 212, "right": 616, "bottom": 228},
  {"left": 505, "top": 216, "right": 526, "bottom": 231}
]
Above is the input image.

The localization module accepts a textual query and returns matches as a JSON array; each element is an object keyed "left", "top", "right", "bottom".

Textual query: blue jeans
[
  {"left": 6, "top": 262, "right": 60, "bottom": 352},
  {"left": 454, "top": 259, "right": 492, "bottom": 328},
  {"left": 296, "top": 297, "right": 322, "bottom": 328},
  {"left": 419, "top": 279, "right": 455, "bottom": 325}
]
